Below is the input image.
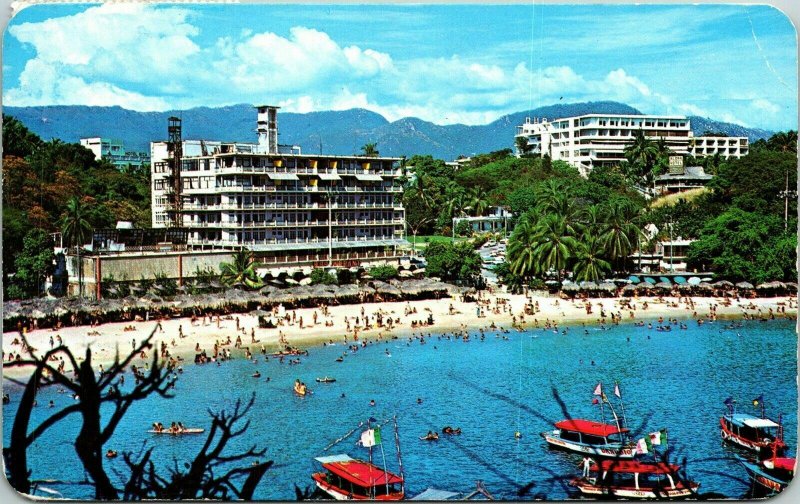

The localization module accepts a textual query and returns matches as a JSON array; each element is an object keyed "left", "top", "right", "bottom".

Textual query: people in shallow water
[
  {"left": 106, "top": 449, "right": 118, "bottom": 458},
  {"left": 369, "top": 399, "right": 376, "bottom": 407}
]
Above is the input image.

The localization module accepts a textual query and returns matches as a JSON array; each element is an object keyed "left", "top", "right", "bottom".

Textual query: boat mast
[
  {"left": 615, "top": 381, "right": 629, "bottom": 431},
  {"left": 394, "top": 416, "right": 405, "bottom": 496},
  {"left": 367, "top": 417, "right": 374, "bottom": 499}
]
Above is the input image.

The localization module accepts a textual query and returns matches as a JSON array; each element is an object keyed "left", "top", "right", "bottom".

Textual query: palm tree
[
  {"left": 220, "top": 249, "right": 263, "bottom": 289},
  {"left": 360, "top": 143, "right": 379, "bottom": 157},
  {"left": 573, "top": 235, "right": 612, "bottom": 283},
  {"left": 532, "top": 214, "right": 579, "bottom": 281},
  {"left": 60, "top": 197, "right": 92, "bottom": 297},
  {"left": 599, "top": 199, "right": 643, "bottom": 270},
  {"left": 767, "top": 131, "right": 798, "bottom": 153},
  {"left": 468, "top": 187, "right": 489, "bottom": 217},
  {"left": 535, "top": 181, "right": 584, "bottom": 236},
  {"left": 444, "top": 186, "right": 470, "bottom": 219},
  {"left": 507, "top": 212, "right": 541, "bottom": 279},
  {"left": 623, "top": 129, "right": 659, "bottom": 191}
]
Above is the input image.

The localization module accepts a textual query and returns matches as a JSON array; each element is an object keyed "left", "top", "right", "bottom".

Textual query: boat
[
  {"left": 410, "top": 481, "right": 495, "bottom": 500},
  {"left": 312, "top": 417, "right": 405, "bottom": 500},
  {"left": 316, "top": 377, "right": 337, "bottom": 383},
  {"left": 570, "top": 459, "right": 700, "bottom": 499},
  {"left": 737, "top": 433, "right": 795, "bottom": 496},
  {"left": 720, "top": 397, "right": 783, "bottom": 453},
  {"left": 541, "top": 419, "right": 636, "bottom": 459},
  {"left": 148, "top": 428, "right": 205, "bottom": 435},
  {"left": 312, "top": 454, "right": 404, "bottom": 500}
]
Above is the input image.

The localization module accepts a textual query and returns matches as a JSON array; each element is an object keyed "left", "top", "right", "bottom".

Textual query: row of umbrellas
[
  {"left": 3, "top": 278, "right": 459, "bottom": 323},
  {"left": 562, "top": 279, "right": 798, "bottom": 295}
]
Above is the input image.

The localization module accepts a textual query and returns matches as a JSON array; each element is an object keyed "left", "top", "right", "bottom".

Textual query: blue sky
[{"left": 2, "top": 3, "right": 797, "bottom": 130}]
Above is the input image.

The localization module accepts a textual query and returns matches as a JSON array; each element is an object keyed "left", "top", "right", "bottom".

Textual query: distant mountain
[{"left": 2, "top": 101, "right": 774, "bottom": 160}]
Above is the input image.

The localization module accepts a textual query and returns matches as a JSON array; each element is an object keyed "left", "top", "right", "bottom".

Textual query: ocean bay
[{"left": 4, "top": 318, "right": 796, "bottom": 500}]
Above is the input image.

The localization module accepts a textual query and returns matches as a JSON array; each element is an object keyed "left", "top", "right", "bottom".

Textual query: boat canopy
[
  {"left": 555, "top": 419, "right": 628, "bottom": 437},
  {"left": 410, "top": 488, "right": 461, "bottom": 500},
  {"left": 591, "top": 460, "right": 681, "bottom": 474},
  {"left": 317, "top": 456, "right": 404, "bottom": 487},
  {"left": 742, "top": 418, "right": 780, "bottom": 429},
  {"left": 728, "top": 413, "right": 779, "bottom": 429}
]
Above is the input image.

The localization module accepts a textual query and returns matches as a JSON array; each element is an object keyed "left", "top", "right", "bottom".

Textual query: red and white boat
[
  {"left": 312, "top": 417, "right": 405, "bottom": 500},
  {"left": 570, "top": 459, "right": 700, "bottom": 499},
  {"left": 312, "top": 454, "right": 404, "bottom": 500},
  {"left": 541, "top": 419, "right": 636, "bottom": 459},
  {"left": 720, "top": 397, "right": 782, "bottom": 453}
]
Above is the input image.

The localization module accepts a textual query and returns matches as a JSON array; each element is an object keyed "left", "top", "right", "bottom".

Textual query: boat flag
[
  {"left": 647, "top": 429, "right": 668, "bottom": 448},
  {"left": 592, "top": 398, "right": 599, "bottom": 405},
  {"left": 360, "top": 427, "right": 382, "bottom": 447},
  {"left": 752, "top": 394, "right": 764, "bottom": 408},
  {"left": 614, "top": 383, "right": 621, "bottom": 398},
  {"left": 723, "top": 397, "right": 734, "bottom": 406},
  {"left": 593, "top": 383, "right": 603, "bottom": 396},
  {"left": 635, "top": 438, "right": 649, "bottom": 454}
]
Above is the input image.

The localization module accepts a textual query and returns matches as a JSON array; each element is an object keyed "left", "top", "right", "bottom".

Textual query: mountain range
[{"left": 3, "top": 101, "right": 775, "bottom": 160}]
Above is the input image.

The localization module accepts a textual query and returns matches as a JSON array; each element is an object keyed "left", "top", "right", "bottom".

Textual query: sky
[{"left": 2, "top": 3, "right": 797, "bottom": 130}]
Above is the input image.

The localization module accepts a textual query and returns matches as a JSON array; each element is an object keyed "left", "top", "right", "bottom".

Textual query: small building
[
  {"left": 654, "top": 166, "right": 713, "bottom": 195},
  {"left": 689, "top": 135, "right": 749, "bottom": 158},
  {"left": 80, "top": 137, "right": 150, "bottom": 170}
]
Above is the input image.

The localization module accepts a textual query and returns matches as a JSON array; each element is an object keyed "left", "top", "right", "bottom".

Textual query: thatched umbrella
[
  {"left": 309, "top": 284, "right": 337, "bottom": 301},
  {"left": 784, "top": 282, "right": 798, "bottom": 292},
  {"left": 676, "top": 283, "right": 694, "bottom": 293},
  {"left": 697, "top": 282, "right": 714, "bottom": 293},
  {"left": 376, "top": 282, "right": 403, "bottom": 298},
  {"left": 598, "top": 282, "right": 617, "bottom": 293},
  {"left": 562, "top": 282, "right": 579, "bottom": 293},
  {"left": 578, "top": 281, "right": 599, "bottom": 292},
  {"left": 250, "top": 309, "right": 270, "bottom": 317},
  {"left": 653, "top": 281, "right": 673, "bottom": 292},
  {"left": 713, "top": 280, "right": 734, "bottom": 289},
  {"left": 735, "top": 281, "right": 754, "bottom": 290},
  {"left": 635, "top": 282, "right": 653, "bottom": 292},
  {"left": 622, "top": 284, "right": 638, "bottom": 296},
  {"left": 334, "top": 284, "right": 362, "bottom": 300}
]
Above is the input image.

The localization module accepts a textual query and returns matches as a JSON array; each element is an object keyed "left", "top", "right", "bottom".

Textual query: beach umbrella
[
  {"left": 285, "top": 278, "right": 299, "bottom": 286},
  {"left": 299, "top": 277, "right": 313, "bottom": 286},
  {"left": 578, "top": 281, "right": 599, "bottom": 291},
  {"left": 654, "top": 281, "right": 673, "bottom": 291},
  {"left": 713, "top": 280, "right": 734, "bottom": 289},
  {"left": 658, "top": 277, "right": 672, "bottom": 284},
  {"left": 250, "top": 309, "right": 270, "bottom": 317},
  {"left": 561, "top": 282, "right": 580, "bottom": 293},
  {"left": 687, "top": 276, "right": 701, "bottom": 286},
  {"left": 697, "top": 282, "right": 714, "bottom": 292},
  {"left": 635, "top": 282, "right": 653, "bottom": 291},
  {"left": 598, "top": 282, "right": 617, "bottom": 293},
  {"left": 334, "top": 284, "right": 362, "bottom": 299},
  {"left": 784, "top": 282, "right": 798, "bottom": 292},
  {"left": 398, "top": 269, "right": 414, "bottom": 278},
  {"left": 628, "top": 275, "right": 641, "bottom": 284},
  {"left": 676, "top": 283, "right": 694, "bottom": 292},
  {"left": 674, "top": 276, "right": 687, "bottom": 285},
  {"left": 376, "top": 283, "right": 403, "bottom": 298},
  {"left": 622, "top": 284, "right": 638, "bottom": 295},
  {"left": 735, "top": 281, "right": 754, "bottom": 290},
  {"left": 644, "top": 277, "right": 657, "bottom": 285}
]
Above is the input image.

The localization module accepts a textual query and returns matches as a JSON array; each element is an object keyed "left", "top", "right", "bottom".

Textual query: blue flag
[{"left": 723, "top": 397, "right": 734, "bottom": 406}]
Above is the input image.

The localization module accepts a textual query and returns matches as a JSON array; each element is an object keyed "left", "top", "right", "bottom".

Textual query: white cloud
[{"left": 3, "top": 4, "right": 794, "bottom": 131}]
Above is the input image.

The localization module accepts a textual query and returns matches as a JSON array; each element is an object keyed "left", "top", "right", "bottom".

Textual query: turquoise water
[{"left": 3, "top": 318, "right": 797, "bottom": 500}]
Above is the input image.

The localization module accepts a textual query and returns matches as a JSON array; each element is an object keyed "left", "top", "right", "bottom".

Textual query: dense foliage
[
  {"left": 3, "top": 115, "right": 151, "bottom": 298},
  {"left": 423, "top": 241, "right": 482, "bottom": 283}
]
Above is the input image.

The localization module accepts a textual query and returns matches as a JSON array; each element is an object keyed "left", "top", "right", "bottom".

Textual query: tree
[
  {"left": 360, "top": 142, "right": 379, "bottom": 157},
  {"left": 599, "top": 199, "right": 642, "bottom": 269},
  {"left": 623, "top": 129, "right": 659, "bottom": 190},
  {"left": 59, "top": 197, "right": 92, "bottom": 297},
  {"left": 220, "top": 249, "right": 263, "bottom": 288},
  {"left": 403, "top": 188, "right": 434, "bottom": 252},
  {"left": 3, "top": 330, "right": 271, "bottom": 499},
  {"left": 572, "top": 235, "right": 611, "bottom": 282},
  {"left": 507, "top": 212, "right": 541, "bottom": 279},
  {"left": 515, "top": 136, "right": 533, "bottom": 156},
  {"left": 766, "top": 130, "right": 798, "bottom": 153},
  {"left": 424, "top": 241, "right": 482, "bottom": 283},
  {"left": 310, "top": 268, "right": 337, "bottom": 285},
  {"left": 2, "top": 115, "right": 43, "bottom": 158},
  {"left": 369, "top": 265, "right": 398, "bottom": 281},
  {"left": 7, "top": 228, "right": 55, "bottom": 299},
  {"left": 532, "top": 214, "right": 579, "bottom": 281}
]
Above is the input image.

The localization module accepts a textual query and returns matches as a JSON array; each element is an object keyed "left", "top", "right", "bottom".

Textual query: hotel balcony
[
  {"left": 186, "top": 218, "right": 403, "bottom": 229},
  {"left": 180, "top": 201, "right": 401, "bottom": 211}
]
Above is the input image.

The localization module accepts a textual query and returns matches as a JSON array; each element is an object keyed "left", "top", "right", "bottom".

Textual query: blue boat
[{"left": 738, "top": 455, "right": 795, "bottom": 496}]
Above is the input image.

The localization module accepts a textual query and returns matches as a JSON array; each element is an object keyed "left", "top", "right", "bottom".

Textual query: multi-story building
[
  {"left": 515, "top": 114, "right": 748, "bottom": 174},
  {"left": 80, "top": 137, "right": 150, "bottom": 170},
  {"left": 688, "top": 135, "right": 749, "bottom": 158},
  {"left": 150, "top": 106, "right": 407, "bottom": 271}
]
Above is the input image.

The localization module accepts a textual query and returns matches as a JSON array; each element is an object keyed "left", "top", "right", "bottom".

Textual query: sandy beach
[{"left": 3, "top": 293, "right": 796, "bottom": 380}]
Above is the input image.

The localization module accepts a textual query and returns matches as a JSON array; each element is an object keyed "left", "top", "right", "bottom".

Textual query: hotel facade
[
  {"left": 515, "top": 114, "right": 748, "bottom": 174},
  {"left": 150, "top": 106, "right": 407, "bottom": 271}
]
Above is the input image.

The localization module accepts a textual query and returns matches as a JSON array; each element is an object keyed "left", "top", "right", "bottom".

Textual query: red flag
[
  {"left": 593, "top": 382, "right": 603, "bottom": 396},
  {"left": 592, "top": 398, "right": 599, "bottom": 405}
]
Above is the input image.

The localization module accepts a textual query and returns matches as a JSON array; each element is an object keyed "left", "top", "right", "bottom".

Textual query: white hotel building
[
  {"left": 151, "top": 106, "right": 406, "bottom": 271},
  {"left": 515, "top": 114, "right": 748, "bottom": 174}
]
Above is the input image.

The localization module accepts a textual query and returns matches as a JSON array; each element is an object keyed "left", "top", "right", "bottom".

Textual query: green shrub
[{"left": 369, "top": 265, "right": 398, "bottom": 281}]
